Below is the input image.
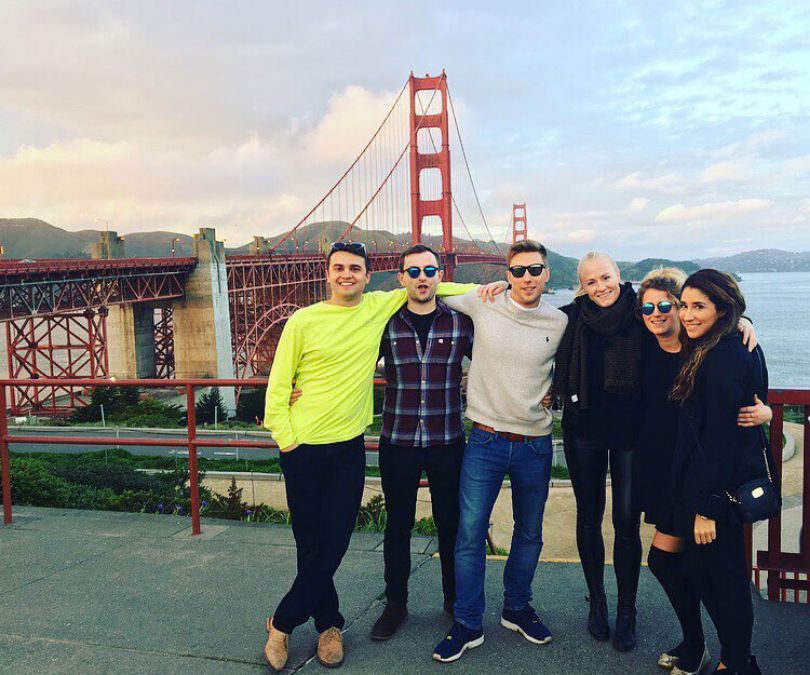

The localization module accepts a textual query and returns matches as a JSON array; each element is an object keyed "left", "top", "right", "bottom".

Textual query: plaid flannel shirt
[{"left": 380, "top": 300, "right": 474, "bottom": 447}]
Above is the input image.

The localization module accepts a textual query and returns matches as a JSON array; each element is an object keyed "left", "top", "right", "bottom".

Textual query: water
[{"left": 544, "top": 272, "right": 810, "bottom": 389}]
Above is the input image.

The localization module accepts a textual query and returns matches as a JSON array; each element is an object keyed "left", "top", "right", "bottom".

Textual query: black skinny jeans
[
  {"left": 564, "top": 431, "right": 642, "bottom": 608},
  {"left": 682, "top": 517, "right": 753, "bottom": 671},
  {"left": 379, "top": 437, "right": 464, "bottom": 605},
  {"left": 273, "top": 435, "right": 365, "bottom": 634}
]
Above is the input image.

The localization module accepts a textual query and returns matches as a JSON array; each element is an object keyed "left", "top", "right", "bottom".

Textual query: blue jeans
[{"left": 453, "top": 426, "right": 553, "bottom": 631}]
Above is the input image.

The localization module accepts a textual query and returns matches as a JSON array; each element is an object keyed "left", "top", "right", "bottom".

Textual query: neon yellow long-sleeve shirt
[{"left": 263, "top": 284, "right": 476, "bottom": 449}]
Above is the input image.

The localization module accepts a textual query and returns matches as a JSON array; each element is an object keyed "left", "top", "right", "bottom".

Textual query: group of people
[{"left": 261, "top": 238, "right": 772, "bottom": 675}]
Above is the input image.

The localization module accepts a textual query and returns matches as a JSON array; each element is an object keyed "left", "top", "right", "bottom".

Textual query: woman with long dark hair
[
  {"left": 635, "top": 269, "right": 770, "bottom": 675},
  {"left": 553, "top": 252, "right": 644, "bottom": 651},
  {"left": 670, "top": 269, "right": 769, "bottom": 675}
]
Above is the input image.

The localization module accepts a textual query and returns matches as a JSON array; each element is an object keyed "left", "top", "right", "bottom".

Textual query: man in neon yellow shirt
[{"left": 263, "top": 241, "right": 473, "bottom": 671}]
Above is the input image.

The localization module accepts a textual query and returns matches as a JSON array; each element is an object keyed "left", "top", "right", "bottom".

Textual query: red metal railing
[
  {"left": 0, "top": 378, "right": 278, "bottom": 536},
  {"left": 748, "top": 389, "right": 810, "bottom": 601},
  {"left": 0, "top": 377, "right": 396, "bottom": 538}
]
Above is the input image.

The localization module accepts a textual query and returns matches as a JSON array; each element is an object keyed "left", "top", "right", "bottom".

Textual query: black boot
[
  {"left": 370, "top": 601, "right": 408, "bottom": 641},
  {"left": 710, "top": 654, "right": 762, "bottom": 675},
  {"left": 612, "top": 605, "right": 637, "bottom": 652},
  {"left": 587, "top": 591, "right": 610, "bottom": 641}
]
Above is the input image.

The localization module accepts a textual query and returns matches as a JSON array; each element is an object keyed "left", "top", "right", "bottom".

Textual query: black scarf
[{"left": 553, "top": 282, "right": 642, "bottom": 410}]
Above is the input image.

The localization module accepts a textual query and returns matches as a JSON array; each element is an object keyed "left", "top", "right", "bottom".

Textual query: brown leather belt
[{"left": 472, "top": 422, "right": 543, "bottom": 442}]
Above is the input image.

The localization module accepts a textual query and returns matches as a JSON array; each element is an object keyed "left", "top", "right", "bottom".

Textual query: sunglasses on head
[
  {"left": 402, "top": 265, "right": 440, "bottom": 278},
  {"left": 330, "top": 241, "right": 367, "bottom": 255},
  {"left": 641, "top": 300, "right": 675, "bottom": 315},
  {"left": 508, "top": 263, "right": 546, "bottom": 278}
]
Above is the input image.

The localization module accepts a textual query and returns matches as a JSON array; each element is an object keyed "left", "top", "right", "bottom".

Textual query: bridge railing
[
  {"left": 749, "top": 389, "right": 810, "bottom": 602},
  {"left": 0, "top": 376, "right": 393, "bottom": 537}
]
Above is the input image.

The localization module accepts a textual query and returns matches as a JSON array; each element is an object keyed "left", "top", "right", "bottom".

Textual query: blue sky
[{"left": 0, "top": 1, "right": 808, "bottom": 260}]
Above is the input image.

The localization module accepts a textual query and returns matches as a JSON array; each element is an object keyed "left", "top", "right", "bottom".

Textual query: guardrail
[
  {"left": 0, "top": 377, "right": 388, "bottom": 537},
  {"left": 749, "top": 389, "right": 810, "bottom": 602}
]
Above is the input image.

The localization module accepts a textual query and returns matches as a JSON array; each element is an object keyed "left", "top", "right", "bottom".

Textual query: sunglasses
[
  {"left": 402, "top": 265, "right": 440, "bottom": 278},
  {"left": 641, "top": 300, "right": 675, "bottom": 315},
  {"left": 508, "top": 263, "right": 546, "bottom": 278},
  {"left": 330, "top": 241, "right": 367, "bottom": 254}
]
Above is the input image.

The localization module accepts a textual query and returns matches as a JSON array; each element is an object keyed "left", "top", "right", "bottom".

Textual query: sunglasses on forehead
[
  {"left": 329, "top": 241, "right": 367, "bottom": 254},
  {"left": 641, "top": 300, "right": 675, "bottom": 315},
  {"left": 401, "top": 265, "right": 440, "bottom": 278},
  {"left": 508, "top": 263, "right": 546, "bottom": 278}
]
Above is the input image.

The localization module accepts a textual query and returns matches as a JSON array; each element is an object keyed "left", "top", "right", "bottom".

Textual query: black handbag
[{"left": 724, "top": 442, "right": 782, "bottom": 524}]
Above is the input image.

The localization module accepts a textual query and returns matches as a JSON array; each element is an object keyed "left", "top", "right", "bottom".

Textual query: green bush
[
  {"left": 413, "top": 516, "right": 437, "bottom": 536},
  {"left": 50, "top": 462, "right": 171, "bottom": 494},
  {"left": 5, "top": 458, "right": 72, "bottom": 506},
  {"left": 235, "top": 387, "right": 266, "bottom": 424}
]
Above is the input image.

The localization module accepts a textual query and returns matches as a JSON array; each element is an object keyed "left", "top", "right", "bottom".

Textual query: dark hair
[
  {"left": 507, "top": 239, "right": 547, "bottom": 265},
  {"left": 326, "top": 242, "right": 371, "bottom": 272},
  {"left": 670, "top": 269, "right": 746, "bottom": 401},
  {"left": 398, "top": 244, "right": 440, "bottom": 271}
]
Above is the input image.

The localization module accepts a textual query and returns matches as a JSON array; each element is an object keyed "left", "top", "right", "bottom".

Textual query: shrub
[
  {"left": 235, "top": 387, "right": 266, "bottom": 424},
  {"left": 50, "top": 462, "right": 171, "bottom": 494},
  {"left": 413, "top": 516, "right": 437, "bottom": 537},
  {"left": 4, "top": 458, "right": 72, "bottom": 506},
  {"left": 356, "top": 494, "right": 387, "bottom": 532}
]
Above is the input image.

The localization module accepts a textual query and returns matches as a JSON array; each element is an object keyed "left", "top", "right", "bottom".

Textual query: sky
[{"left": 0, "top": 1, "right": 809, "bottom": 260}]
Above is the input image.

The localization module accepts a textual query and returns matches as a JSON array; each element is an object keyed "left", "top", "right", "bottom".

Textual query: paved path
[{"left": 1, "top": 507, "right": 807, "bottom": 674}]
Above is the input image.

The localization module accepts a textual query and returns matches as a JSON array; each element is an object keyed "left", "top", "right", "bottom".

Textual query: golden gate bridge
[{"left": 0, "top": 71, "right": 527, "bottom": 415}]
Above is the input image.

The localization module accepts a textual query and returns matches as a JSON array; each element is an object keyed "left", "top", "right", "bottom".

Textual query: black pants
[
  {"left": 564, "top": 431, "right": 642, "bottom": 607},
  {"left": 273, "top": 435, "right": 365, "bottom": 634},
  {"left": 682, "top": 517, "right": 753, "bottom": 671},
  {"left": 379, "top": 436, "right": 464, "bottom": 605}
]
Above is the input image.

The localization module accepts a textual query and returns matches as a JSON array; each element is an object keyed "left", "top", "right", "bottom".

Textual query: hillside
[
  {"left": 1, "top": 218, "right": 713, "bottom": 289},
  {"left": 697, "top": 249, "right": 810, "bottom": 272}
]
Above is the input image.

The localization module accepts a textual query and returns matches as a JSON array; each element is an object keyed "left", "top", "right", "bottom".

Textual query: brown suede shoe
[
  {"left": 317, "top": 626, "right": 344, "bottom": 668},
  {"left": 264, "top": 616, "right": 289, "bottom": 672}
]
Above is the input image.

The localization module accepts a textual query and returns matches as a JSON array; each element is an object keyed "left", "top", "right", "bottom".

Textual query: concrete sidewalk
[{"left": 1, "top": 507, "right": 807, "bottom": 674}]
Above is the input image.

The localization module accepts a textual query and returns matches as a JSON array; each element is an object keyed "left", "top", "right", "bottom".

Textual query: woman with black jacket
[
  {"left": 553, "top": 252, "right": 644, "bottom": 651},
  {"left": 636, "top": 268, "right": 769, "bottom": 675},
  {"left": 670, "top": 269, "right": 769, "bottom": 675}
]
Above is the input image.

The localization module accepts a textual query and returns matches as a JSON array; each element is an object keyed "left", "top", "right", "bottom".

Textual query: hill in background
[{"left": 2, "top": 217, "right": 783, "bottom": 287}]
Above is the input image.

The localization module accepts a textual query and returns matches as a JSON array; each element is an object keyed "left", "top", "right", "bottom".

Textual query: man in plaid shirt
[{"left": 370, "top": 244, "right": 474, "bottom": 641}]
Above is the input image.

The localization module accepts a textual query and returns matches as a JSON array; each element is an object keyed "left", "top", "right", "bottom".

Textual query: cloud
[
  {"left": 654, "top": 199, "right": 773, "bottom": 223},
  {"left": 629, "top": 197, "right": 649, "bottom": 212},
  {"left": 612, "top": 172, "right": 686, "bottom": 194},
  {"left": 699, "top": 159, "right": 751, "bottom": 183},
  {"left": 567, "top": 229, "right": 596, "bottom": 243},
  {"left": 304, "top": 85, "right": 404, "bottom": 164}
]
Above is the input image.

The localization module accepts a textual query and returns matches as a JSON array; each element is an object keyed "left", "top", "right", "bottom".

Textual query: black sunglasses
[
  {"left": 508, "top": 263, "right": 546, "bottom": 278},
  {"left": 402, "top": 265, "right": 439, "bottom": 278},
  {"left": 641, "top": 300, "right": 675, "bottom": 315},
  {"left": 330, "top": 241, "right": 367, "bottom": 254}
]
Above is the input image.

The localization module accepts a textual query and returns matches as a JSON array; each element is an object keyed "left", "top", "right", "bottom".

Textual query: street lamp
[{"left": 170, "top": 237, "right": 180, "bottom": 258}]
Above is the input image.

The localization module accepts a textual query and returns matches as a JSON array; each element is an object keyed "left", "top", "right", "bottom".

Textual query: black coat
[{"left": 671, "top": 333, "right": 769, "bottom": 524}]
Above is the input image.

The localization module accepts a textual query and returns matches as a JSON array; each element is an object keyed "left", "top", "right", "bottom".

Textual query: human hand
[
  {"left": 289, "top": 380, "right": 302, "bottom": 406},
  {"left": 694, "top": 514, "right": 716, "bottom": 545},
  {"left": 737, "top": 394, "right": 771, "bottom": 427},
  {"left": 738, "top": 317, "right": 758, "bottom": 352},
  {"left": 477, "top": 280, "right": 508, "bottom": 302},
  {"left": 542, "top": 388, "right": 553, "bottom": 408}
]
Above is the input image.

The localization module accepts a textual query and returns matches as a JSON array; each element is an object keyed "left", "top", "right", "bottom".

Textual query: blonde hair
[
  {"left": 575, "top": 251, "right": 620, "bottom": 297},
  {"left": 637, "top": 267, "right": 687, "bottom": 312}
]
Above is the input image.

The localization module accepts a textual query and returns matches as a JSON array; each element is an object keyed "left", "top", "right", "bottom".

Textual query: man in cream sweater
[{"left": 432, "top": 239, "right": 568, "bottom": 663}]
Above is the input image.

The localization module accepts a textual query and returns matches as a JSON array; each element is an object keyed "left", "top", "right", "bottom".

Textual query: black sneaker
[
  {"left": 612, "top": 605, "right": 637, "bottom": 652},
  {"left": 432, "top": 622, "right": 484, "bottom": 662},
  {"left": 587, "top": 593, "right": 610, "bottom": 641},
  {"left": 501, "top": 605, "right": 552, "bottom": 645},
  {"left": 370, "top": 602, "right": 408, "bottom": 641}
]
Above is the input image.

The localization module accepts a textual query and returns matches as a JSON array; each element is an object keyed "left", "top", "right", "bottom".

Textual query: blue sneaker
[
  {"left": 501, "top": 605, "right": 552, "bottom": 645},
  {"left": 432, "top": 622, "right": 484, "bottom": 663}
]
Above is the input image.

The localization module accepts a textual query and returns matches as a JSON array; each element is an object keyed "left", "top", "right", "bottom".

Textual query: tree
[{"left": 195, "top": 387, "right": 229, "bottom": 425}]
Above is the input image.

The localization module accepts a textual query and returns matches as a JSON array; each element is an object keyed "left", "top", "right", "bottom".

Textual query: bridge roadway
[{"left": 0, "top": 506, "right": 805, "bottom": 674}]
